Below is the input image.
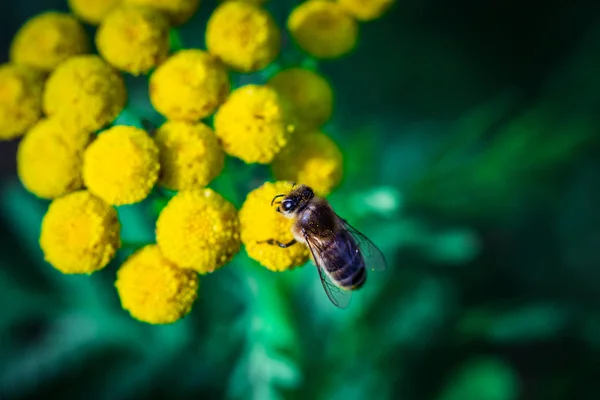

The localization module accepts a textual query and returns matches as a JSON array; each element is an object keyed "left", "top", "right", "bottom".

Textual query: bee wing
[
  {"left": 335, "top": 215, "right": 387, "bottom": 272},
  {"left": 304, "top": 234, "right": 353, "bottom": 309}
]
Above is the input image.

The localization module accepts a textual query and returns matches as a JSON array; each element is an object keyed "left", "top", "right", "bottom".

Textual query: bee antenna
[
  {"left": 291, "top": 182, "right": 296, "bottom": 188},
  {"left": 271, "top": 194, "right": 285, "bottom": 206}
]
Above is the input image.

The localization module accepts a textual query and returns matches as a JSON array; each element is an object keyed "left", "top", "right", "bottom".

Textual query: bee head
[{"left": 272, "top": 184, "right": 314, "bottom": 216}]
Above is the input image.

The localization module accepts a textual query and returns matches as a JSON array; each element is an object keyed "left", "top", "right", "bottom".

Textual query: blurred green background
[{"left": 2, "top": 0, "right": 600, "bottom": 399}]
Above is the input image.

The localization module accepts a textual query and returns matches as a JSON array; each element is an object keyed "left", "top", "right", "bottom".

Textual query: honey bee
[{"left": 260, "top": 184, "right": 386, "bottom": 308}]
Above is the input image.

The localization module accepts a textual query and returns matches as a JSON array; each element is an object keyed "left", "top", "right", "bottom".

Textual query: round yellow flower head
[
  {"left": 43, "top": 55, "right": 127, "bottom": 132},
  {"left": 96, "top": 5, "right": 170, "bottom": 75},
  {"left": 115, "top": 245, "right": 199, "bottom": 324},
  {"left": 122, "top": 0, "right": 200, "bottom": 25},
  {"left": 68, "top": 0, "right": 123, "bottom": 25},
  {"left": 287, "top": 0, "right": 358, "bottom": 59},
  {"left": 40, "top": 190, "right": 121, "bottom": 274},
  {"left": 337, "top": 0, "right": 395, "bottom": 21},
  {"left": 154, "top": 120, "right": 225, "bottom": 191},
  {"left": 149, "top": 49, "right": 230, "bottom": 121},
  {"left": 206, "top": 1, "right": 281, "bottom": 72},
  {"left": 214, "top": 84, "right": 295, "bottom": 164},
  {"left": 18, "top": 119, "right": 93, "bottom": 199},
  {"left": 10, "top": 12, "right": 90, "bottom": 72},
  {"left": 156, "top": 189, "right": 241, "bottom": 273},
  {"left": 240, "top": 181, "right": 310, "bottom": 271},
  {"left": 272, "top": 131, "right": 343, "bottom": 197},
  {"left": 0, "top": 64, "right": 44, "bottom": 140},
  {"left": 83, "top": 125, "right": 160, "bottom": 206},
  {"left": 267, "top": 68, "right": 333, "bottom": 133}
]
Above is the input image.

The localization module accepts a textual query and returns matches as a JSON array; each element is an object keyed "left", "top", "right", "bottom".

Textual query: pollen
[
  {"left": 149, "top": 49, "right": 230, "bottom": 122},
  {"left": 43, "top": 55, "right": 127, "bottom": 132},
  {"left": 336, "top": 0, "right": 395, "bottom": 21},
  {"left": 239, "top": 181, "right": 310, "bottom": 271},
  {"left": 272, "top": 130, "right": 343, "bottom": 197},
  {"left": 214, "top": 84, "right": 295, "bottom": 164},
  {"left": 10, "top": 12, "right": 90, "bottom": 72},
  {"left": 68, "top": 0, "right": 123, "bottom": 25},
  {"left": 115, "top": 245, "right": 199, "bottom": 324},
  {"left": 17, "top": 119, "right": 93, "bottom": 199},
  {"left": 156, "top": 189, "right": 241, "bottom": 273},
  {"left": 0, "top": 64, "right": 44, "bottom": 141},
  {"left": 154, "top": 120, "right": 225, "bottom": 191},
  {"left": 122, "top": 0, "right": 200, "bottom": 26},
  {"left": 267, "top": 68, "right": 333, "bottom": 133},
  {"left": 206, "top": 1, "right": 281, "bottom": 72},
  {"left": 40, "top": 190, "right": 121, "bottom": 274},
  {"left": 96, "top": 5, "right": 170, "bottom": 75},
  {"left": 83, "top": 125, "right": 160, "bottom": 206},
  {"left": 287, "top": 0, "right": 359, "bottom": 59}
]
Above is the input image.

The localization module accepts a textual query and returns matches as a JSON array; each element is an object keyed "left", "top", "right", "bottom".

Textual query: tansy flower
[
  {"left": 96, "top": 5, "right": 170, "bottom": 75},
  {"left": 83, "top": 125, "right": 160, "bottom": 206},
  {"left": 154, "top": 120, "right": 225, "bottom": 191},
  {"left": 287, "top": 0, "right": 358, "bottom": 59},
  {"left": 10, "top": 12, "right": 90, "bottom": 72},
  {"left": 40, "top": 190, "right": 121, "bottom": 274},
  {"left": 214, "top": 84, "right": 295, "bottom": 164},
  {"left": 115, "top": 245, "right": 199, "bottom": 324},
  {"left": 156, "top": 189, "right": 241, "bottom": 273},
  {"left": 122, "top": 0, "right": 200, "bottom": 26},
  {"left": 239, "top": 181, "right": 309, "bottom": 271},
  {"left": 149, "top": 49, "right": 230, "bottom": 121},
  {"left": 272, "top": 130, "right": 343, "bottom": 197},
  {"left": 267, "top": 68, "right": 333, "bottom": 133},
  {"left": 68, "top": 0, "right": 123, "bottom": 25},
  {"left": 43, "top": 55, "right": 127, "bottom": 132},
  {"left": 336, "top": 0, "right": 395, "bottom": 21},
  {"left": 17, "top": 119, "right": 93, "bottom": 199},
  {"left": 0, "top": 64, "right": 44, "bottom": 140},
  {"left": 205, "top": 1, "right": 280, "bottom": 72}
]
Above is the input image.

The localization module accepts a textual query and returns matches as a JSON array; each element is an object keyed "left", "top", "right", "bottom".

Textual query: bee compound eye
[{"left": 282, "top": 200, "right": 293, "bottom": 211}]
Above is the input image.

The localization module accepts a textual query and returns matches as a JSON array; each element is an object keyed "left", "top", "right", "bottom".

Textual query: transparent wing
[
  {"left": 304, "top": 234, "right": 352, "bottom": 309},
  {"left": 335, "top": 215, "right": 387, "bottom": 272}
]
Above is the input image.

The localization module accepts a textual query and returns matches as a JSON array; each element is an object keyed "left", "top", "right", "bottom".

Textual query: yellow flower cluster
[
  {"left": 287, "top": 0, "right": 395, "bottom": 59},
  {"left": 96, "top": 5, "right": 170, "bottom": 75},
  {"left": 240, "top": 181, "right": 310, "bottom": 271},
  {"left": 40, "top": 191, "right": 121, "bottom": 274},
  {"left": 6, "top": 0, "right": 390, "bottom": 323}
]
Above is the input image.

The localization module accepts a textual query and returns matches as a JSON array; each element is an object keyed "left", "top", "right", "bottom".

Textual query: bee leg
[{"left": 258, "top": 239, "right": 297, "bottom": 248}]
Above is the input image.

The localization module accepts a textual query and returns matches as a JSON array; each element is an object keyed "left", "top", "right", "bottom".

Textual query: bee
[{"left": 260, "top": 184, "right": 386, "bottom": 308}]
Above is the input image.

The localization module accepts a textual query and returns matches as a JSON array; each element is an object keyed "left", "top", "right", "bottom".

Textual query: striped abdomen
[{"left": 318, "top": 229, "right": 366, "bottom": 290}]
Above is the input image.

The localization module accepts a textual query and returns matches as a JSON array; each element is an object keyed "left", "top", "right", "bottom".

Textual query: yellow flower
[
  {"left": 68, "top": 0, "right": 123, "bottom": 25},
  {"left": 17, "top": 119, "right": 93, "bottom": 199},
  {"left": 122, "top": 0, "right": 200, "bottom": 26},
  {"left": 239, "top": 181, "right": 309, "bottom": 271},
  {"left": 43, "top": 55, "right": 127, "bottom": 132},
  {"left": 272, "top": 130, "right": 343, "bottom": 197},
  {"left": 115, "top": 245, "right": 199, "bottom": 324},
  {"left": 206, "top": 1, "right": 280, "bottom": 72},
  {"left": 287, "top": 0, "right": 358, "bottom": 59},
  {"left": 149, "top": 49, "right": 230, "bottom": 122},
  {"left": 10, "top": 12, "right": 90, "bottom": 72},
  {"left": 267, "top": 68, "right": 333, "bottom": 133},
  {"left": 0, "top": 64, "right": 44, "bottom": 140},
  {"left": 83, "top": 125, "right": 160, "bottom": 206},
  {"left": 214, "top": 84, "right": 295, "bottom": 164},
  {"left": 154, "top": 120, "right": 225, "bottom": 191},
  {"left": 336, "top": 0, "right": 395, "bottom": 21},
  {"left": 40, "top": 190, "right": 121, "bottom": 274},
  {"left": 96, "top": 5, "right": 170, "bottom": 75},
  {"left": 156, "top": 189, "right": 241, "bottom": 273}
]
